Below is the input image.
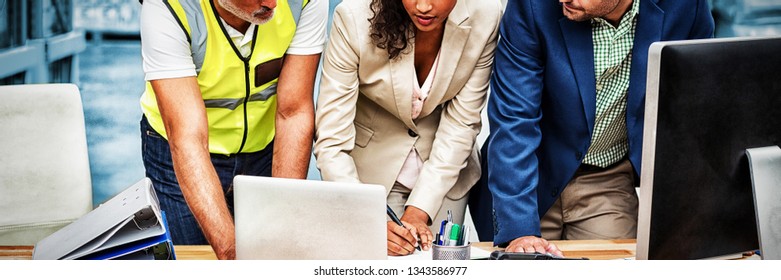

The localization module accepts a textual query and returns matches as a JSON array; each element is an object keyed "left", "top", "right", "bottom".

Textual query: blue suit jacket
[{"left": 486, "top": 0, "right": 715, "bottom": 246}]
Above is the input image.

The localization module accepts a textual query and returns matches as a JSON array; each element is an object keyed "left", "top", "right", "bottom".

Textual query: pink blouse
[{"left": 396, "top": 52, "right": 441, "bottom": 189}]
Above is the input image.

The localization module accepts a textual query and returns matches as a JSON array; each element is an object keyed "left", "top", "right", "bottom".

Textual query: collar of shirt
[
  {"left": 220, "top": 18, "right": 257, "bottom": 58},
  {"left": 592, "top": 0, "right": 640, "bottom": 35}
]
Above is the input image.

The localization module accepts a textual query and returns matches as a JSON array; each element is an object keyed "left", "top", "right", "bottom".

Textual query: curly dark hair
[{"left": 368, "top": 0, "right": 413, "bottom": 60}]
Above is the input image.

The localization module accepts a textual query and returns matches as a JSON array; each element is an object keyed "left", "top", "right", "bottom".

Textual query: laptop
[
  {"left": 233, "top": 175, "right": 387, "bottom": 260},
  {"left": 746, "top": 146, "right": 781, "bottom": 260}
]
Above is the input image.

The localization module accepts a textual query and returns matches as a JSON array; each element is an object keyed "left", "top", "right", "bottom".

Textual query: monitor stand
[{"left": 746, "top": 145, "right": 781, "bottom": 260}]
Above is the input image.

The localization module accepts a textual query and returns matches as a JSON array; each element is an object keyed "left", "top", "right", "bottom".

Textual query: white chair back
[{"left": 0, "top": 83, "right": 93, "bottom": 245}]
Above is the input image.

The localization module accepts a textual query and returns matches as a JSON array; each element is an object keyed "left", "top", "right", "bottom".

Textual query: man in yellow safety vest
[{"left": 139, "top": 0, "right": 326, "bottom": 259}]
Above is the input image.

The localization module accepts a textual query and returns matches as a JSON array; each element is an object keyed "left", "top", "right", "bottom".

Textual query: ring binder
[{"left": 32, "top": 178, "right": 176, "bottom": 260}]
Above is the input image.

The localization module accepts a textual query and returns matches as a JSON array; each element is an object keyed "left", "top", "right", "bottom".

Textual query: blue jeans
[{"left": 141, "top": 116, "right": 272, "bottom": 245}]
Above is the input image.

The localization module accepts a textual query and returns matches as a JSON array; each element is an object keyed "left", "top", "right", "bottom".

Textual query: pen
[
  {"left": 386, "top": 205, "right": 421, "bottom": 251},
  {"left": 443, "top": 222, "right": 453, "bottom": 246},
  {"left": 448, "top": 224, "right": 461, "bottom": 246},
  {"left": 460, "top": 225, "right": 470, "bottom": 246},
  {"left": 438, "top": 220, "right": 447, "bottom": 245}
]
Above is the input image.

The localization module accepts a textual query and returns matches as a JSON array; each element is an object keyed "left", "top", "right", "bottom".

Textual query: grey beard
[{"left": 219, "top": 0, "right": 275, "bottom": 25}]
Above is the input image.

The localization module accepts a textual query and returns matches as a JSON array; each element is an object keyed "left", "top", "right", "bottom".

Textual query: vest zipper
[
  {"left": 236, "top": 60, "right": 250, "bottom": 154},
  {"left": 208, "top": 0, "right": 259, "bottom": 154}
]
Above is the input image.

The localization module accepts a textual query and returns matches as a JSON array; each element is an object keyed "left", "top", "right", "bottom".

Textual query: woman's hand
[
  {"left": 386, "top": 221, "right": 418, "bottom": 256},
  {"left": 400, "top": 206, "right": 433, "bottom": 251}
]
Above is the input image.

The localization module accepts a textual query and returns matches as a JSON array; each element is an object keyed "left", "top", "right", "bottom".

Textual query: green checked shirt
[{"left": 582, "top": 0, "right": 640, "bottom": 167}]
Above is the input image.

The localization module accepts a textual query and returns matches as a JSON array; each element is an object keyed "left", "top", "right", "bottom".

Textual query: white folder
[{"left": 32, "top": 178, "right": 174, "bottom": 260}]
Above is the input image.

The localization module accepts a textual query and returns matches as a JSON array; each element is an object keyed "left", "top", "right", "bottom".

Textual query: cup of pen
[
  {"left": 432, "top": 217, "right": 470, "bottom": 260},
  {"left": 432, "top": 242, "right": 470, "bottom": 260}
]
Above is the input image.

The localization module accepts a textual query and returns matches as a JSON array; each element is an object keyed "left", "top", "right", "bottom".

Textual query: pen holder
[{"left": 432, "top": 243, "right": 470, "bottom": 260}]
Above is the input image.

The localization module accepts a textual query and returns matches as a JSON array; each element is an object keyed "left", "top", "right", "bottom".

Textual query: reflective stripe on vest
[
  {"left": 140, "top": 0, "right": 308, "bottom": 155},
  {"left": 203, "top": 84, "right": 278, "bottom": 109}
]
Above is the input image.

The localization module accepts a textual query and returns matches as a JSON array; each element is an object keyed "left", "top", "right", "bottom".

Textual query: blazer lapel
[
  {"left": 627, "top": 0, "right": 663, "bottom": 126},
  {"left": 559, "top": 17, "right": 596, "bottom": 132},
  {"left": 389, "top": 40, "right": 417, "bottom": 130},
  {"left": 421, "top": 1, "right": 471, "bottom": 117}
]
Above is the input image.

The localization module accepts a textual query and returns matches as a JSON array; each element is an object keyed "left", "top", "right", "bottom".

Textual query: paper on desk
[{"left": 387, "top": 246, "right": 493, "bottom": 260}]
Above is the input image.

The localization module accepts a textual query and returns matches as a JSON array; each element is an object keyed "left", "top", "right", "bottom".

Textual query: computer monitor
[{"left": 637, "top": 36, "right": 781, "bottom": 260}]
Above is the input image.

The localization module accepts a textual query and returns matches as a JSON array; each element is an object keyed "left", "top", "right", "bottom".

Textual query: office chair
[{"left": 0, "top": 84, "right": 93, "bottom": 245}]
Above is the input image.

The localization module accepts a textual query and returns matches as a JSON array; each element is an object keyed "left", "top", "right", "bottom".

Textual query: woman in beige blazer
[{"left": 314, "top": 0, "right": 501, "bottom": 256}]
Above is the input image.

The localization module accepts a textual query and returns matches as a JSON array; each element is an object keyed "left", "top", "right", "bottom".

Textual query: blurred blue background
[
  {"left": 1, "top": 0, "right": 341, "bottom": 205},
  {"left": 2, "top": 0, "right": 781, "bottom": 206}
]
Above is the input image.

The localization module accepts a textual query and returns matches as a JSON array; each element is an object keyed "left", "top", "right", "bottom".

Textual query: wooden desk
[
  {"left": 0, "top": 246, "right": 33, "bottom": 260},
  {"left": 1, "top": 240, "right": 636, "bottom": 260},
  {"left": 0, "top": 245, "right": 218, "bottom": 260}
]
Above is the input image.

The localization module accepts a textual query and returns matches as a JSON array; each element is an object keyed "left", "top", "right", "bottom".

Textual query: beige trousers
[
  {"left": 387, "top": 182, "right": 469, "bottom": 234},
  {"left": 541, "top": 159, "right": 639, "bottom": 240}
]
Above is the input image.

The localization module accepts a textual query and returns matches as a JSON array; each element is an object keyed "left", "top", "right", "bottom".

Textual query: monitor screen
[{"left": 637, "top": 36, "right": 781, "bottom": 260}]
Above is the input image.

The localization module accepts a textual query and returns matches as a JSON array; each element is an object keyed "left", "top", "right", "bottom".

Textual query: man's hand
[
  {"left": 505, "top": 236, "right": 563, "bottom": 257},
  {"left": 215, "top": 242, "right": 236, "bottom": 260},
  {"left": 400, "top": 206, "right": 433, "bottom": 251}
]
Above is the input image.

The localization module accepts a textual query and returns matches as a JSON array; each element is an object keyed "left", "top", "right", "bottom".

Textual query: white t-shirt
[{"left": 141, "top": 0, "right": 327, "bottom": 81}]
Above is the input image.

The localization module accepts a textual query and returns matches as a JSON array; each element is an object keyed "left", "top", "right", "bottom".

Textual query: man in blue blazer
[{"left": 486, "top": 0, "right": 714, "bottom": 254}]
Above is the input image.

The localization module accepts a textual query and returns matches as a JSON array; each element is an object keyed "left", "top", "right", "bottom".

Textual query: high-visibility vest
[{"left": 140, "top": 0, "right": 308, "bottom": 155}]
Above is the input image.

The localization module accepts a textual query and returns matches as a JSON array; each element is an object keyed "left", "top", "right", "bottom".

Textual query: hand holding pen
[
  {"left": 386, "top": 205, "right": 432, "bottom": 255},
  {"left": 386, "top": 205, "right": 420, "bottom": 255}
]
